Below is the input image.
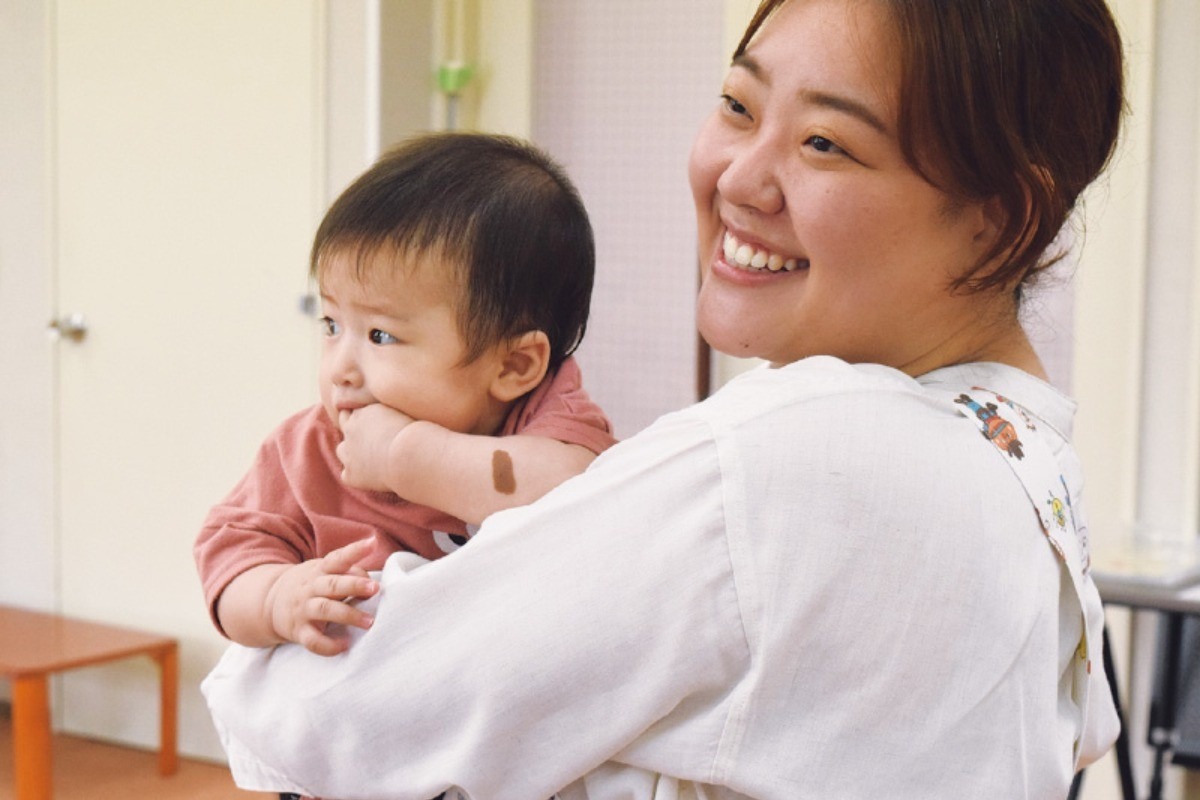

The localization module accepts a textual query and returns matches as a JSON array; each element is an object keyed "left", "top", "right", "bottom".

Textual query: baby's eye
[
  {"left": 369, "top": 329, "right": 398, "bottom": 345},
  {"left": 805, "top": 135, "right": 846, "bottom": 156},
  {"left": 318, "top": 316, "right": 340, "bottom": 336}
]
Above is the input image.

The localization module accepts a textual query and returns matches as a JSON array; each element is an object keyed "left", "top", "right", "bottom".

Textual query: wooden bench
[{"left": 0, "top": 604, "right": 178, "bottom": 800}]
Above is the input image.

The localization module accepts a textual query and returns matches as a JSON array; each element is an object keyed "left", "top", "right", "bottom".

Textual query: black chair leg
[
  {"left": 1066, "top": 768, "right": 1084, "bottom": 799},
  {"left": 1103, "top": 623, "right": 1138, "bottom": 799}
]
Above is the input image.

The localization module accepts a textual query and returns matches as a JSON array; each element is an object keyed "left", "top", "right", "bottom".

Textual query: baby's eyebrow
[
  {"left": 321, "top": 289, "right": 402, "bottom": 318},
  {"left": 355, "top": 300, "right": 413, "bottom": 323}
]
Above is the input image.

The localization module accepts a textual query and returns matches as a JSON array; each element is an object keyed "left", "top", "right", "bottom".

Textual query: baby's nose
[{"left": 329, "top": 341, "right": 364, "bottom": 387}]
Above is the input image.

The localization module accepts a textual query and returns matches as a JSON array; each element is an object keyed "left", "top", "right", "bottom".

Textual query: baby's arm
[
  {"left": 338, "top": 405, "right": 596, "bottom": 525},
  {"left": 216, "top": 539, "right": 379, "bottom": 656}
]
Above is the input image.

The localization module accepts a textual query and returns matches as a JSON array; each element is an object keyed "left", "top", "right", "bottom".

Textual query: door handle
[{"left": 48, "top": 313, "right": 89, "bottom": 343}]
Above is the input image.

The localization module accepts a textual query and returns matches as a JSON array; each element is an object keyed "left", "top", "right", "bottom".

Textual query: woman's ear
[
  {"left": 976, "top": 169, "right": 1047, "bottom": 277},
  {"left": 977, "top": 194, "right": 1008, "bottom": 246},
  {"left": 490, "top": 330, "right": 551, "bottom": 403}
]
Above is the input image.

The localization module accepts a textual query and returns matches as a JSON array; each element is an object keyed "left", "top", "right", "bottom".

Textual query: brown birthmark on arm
[{"left": 492, "top": 449, "right": 516, "bottom": 495}]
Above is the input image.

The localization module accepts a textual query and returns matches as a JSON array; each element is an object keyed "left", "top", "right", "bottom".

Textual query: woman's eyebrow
[
  {"left": 731, "top": 53, "right": 890, "bottom": 135},
  {"left": 801, "top": 88, "right": 889, "bottom": 135}
]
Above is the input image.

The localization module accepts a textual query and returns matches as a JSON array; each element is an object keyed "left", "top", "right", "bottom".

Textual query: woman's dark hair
[
  {"left": 312, "top": 132, "right": 595, "bottom": 369},
  {"left": 736, "top": 0, "right": 1125, "bottom": 293}
]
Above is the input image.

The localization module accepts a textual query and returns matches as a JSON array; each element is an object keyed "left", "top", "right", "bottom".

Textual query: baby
[{"left": 195, "top": 132, "right": 615, "bottom": 656}]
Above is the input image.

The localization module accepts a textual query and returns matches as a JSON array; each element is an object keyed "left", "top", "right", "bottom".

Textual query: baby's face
[{"left": 316, "top": 250, "right": 508, "bottom": 435}]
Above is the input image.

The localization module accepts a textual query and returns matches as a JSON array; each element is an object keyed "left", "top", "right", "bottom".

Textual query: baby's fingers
[
  {"left": 296, "top": 622, "right": 351, "bottom": 657},
  {"left": 306, "top": 593, "right": 375, "bottom": 633},
  {"left": 321, "top": 537, "right": 376, "bottom": 575},
  {"left": 321, "top": 572, "right": 379, "bottom": 604}
]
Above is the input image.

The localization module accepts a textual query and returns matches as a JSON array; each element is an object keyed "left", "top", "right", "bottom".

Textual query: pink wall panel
[{"left": 534, "top": 0, "right": 724, "bottom": 438}]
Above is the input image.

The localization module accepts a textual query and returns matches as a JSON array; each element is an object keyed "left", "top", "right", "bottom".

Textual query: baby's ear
[{"left": 491, "top": 330, "right": 551, "bottom": 403}]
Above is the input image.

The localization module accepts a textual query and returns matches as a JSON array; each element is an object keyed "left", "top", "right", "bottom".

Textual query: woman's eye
[
  {"left": 805, "top": 135, "right": 846, "bottom": 156},
  {"left": 720, "top": 93, "right": 750, "bottom": 118},
  {"left": 318, "top": 316, "right": 340, "bottom": 336},
  {"left": 369, "top": 329, "right": 398, "bottom": 345}
]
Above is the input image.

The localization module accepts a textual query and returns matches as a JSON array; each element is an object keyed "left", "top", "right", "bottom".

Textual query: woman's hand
[
  {"left": 337, "top": 404, "right": 415, "bottom": 492},
  {"left": 263, "top": 538, "right": 379, "bottom": 656}
]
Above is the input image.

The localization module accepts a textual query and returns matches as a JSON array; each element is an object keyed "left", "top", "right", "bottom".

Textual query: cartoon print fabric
[{"left": 952, "top": 387, "right": 1099, "bottom": 766}]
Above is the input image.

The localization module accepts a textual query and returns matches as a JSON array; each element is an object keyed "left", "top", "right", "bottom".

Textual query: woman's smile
[{"left": 721, "top": 230, "right": 807, "bottom": 273}]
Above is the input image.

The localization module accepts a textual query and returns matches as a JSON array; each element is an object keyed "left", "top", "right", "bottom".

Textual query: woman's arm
[{"left": 202, "top": 413, "right": 749, "bottom": 800}]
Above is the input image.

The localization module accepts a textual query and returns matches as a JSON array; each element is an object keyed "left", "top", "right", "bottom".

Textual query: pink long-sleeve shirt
[{"left": 195, "top": 357, "right": 615, "bottom": 635}]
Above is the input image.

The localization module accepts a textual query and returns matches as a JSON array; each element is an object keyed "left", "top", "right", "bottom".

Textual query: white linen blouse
[{"left": 203, "top": 356, "right": 1119, "bottom": 800}]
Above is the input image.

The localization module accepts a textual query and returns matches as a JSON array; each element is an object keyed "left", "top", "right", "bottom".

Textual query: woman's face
[{"left": 690, "top": 0, "right": 999, "bottom": 372}]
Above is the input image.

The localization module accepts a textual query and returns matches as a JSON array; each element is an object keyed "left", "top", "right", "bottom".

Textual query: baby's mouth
[{"left": 723, "top": 231, "right": 808, "bottom": 273}]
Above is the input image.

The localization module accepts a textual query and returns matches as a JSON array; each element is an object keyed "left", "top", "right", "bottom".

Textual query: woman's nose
[{"left": 716, "top": 134, "right": 785, "bottom": 216}]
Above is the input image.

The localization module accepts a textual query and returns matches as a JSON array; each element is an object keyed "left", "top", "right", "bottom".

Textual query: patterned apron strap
[
  {"left": 949, "top": 388, "right": 1091, "bottom": 577},
  {"left": 949, "top": 387, "right": 1096, "bottom": 761}
]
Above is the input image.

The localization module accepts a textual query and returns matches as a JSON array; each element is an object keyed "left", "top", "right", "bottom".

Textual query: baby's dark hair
[{"left": 311, "top": 132, "right": 595, "bottom": 370}]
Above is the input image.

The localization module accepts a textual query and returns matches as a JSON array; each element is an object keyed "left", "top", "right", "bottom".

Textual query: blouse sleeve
[{"left": 201, "top": 411, "right": 749, "bottom": 800}]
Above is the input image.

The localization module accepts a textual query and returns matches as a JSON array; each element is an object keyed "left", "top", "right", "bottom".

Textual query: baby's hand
[
  {"left": 337, "top": 404, "right": 415, "bottom": 491},
  {"left": 265, "top": 539, "right": 379, "bottom": 656}
]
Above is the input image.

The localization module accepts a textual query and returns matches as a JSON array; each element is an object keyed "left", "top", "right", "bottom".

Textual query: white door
[{"left": 53, "top": 0, "right": 323, "bottom": 757}]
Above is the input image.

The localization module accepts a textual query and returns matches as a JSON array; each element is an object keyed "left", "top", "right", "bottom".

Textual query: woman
[{"left": 203, "top": 1, "right": 1124, "bottom": 797}]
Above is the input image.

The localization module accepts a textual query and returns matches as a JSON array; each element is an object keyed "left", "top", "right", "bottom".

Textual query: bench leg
[
  {"left": 12, "top": 672, "right": 52, "bottom": 800},
  {"left": 155, "top": 643, "right": 179, "bottom": 776}
]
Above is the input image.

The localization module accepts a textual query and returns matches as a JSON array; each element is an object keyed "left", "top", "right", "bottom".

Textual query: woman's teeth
[{"left": 723, "top": 232, "right": 805, "bottom": 272}]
